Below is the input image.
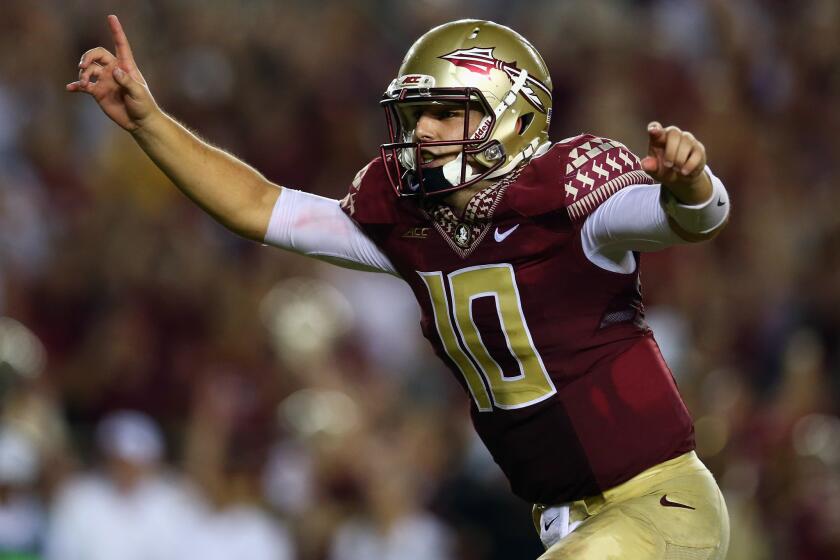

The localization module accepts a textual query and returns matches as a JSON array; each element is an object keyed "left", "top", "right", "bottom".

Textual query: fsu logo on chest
[
  {"left": 454, "top": 224, "right": 471, "bottom": 248},
  {"left": 424, "top": 166, "right": 523, "bottom": 258}
]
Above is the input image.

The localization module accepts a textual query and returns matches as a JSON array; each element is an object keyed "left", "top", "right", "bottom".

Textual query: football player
[{"left": 68, "top": 16, "right": 730, "bottom": 559}]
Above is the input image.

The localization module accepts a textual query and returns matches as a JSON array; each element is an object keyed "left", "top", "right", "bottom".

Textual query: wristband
[{"left": 660, "top": 167, "right": 730, "bottom": 234}]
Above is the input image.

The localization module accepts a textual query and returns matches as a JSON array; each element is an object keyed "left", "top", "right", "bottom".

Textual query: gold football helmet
[{"left": 381, "top": 19, "right": 553, "bottom": 197}]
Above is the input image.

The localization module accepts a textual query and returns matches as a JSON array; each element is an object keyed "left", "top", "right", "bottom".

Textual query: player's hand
[
  {"left": 66, "top": 15, "right": 159, "bottom": 133},
  {"left": 640, "top": 122, "right": 707, "bottom": 188}
]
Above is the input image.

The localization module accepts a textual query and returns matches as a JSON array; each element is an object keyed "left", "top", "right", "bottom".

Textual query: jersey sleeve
[{"left": 561, "top": 135, "right": 654, "bottom": 224}]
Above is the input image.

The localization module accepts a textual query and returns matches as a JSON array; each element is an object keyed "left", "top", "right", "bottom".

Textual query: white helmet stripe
[{"left": 467, "top": 67, "right": 528, "bottom": 145}]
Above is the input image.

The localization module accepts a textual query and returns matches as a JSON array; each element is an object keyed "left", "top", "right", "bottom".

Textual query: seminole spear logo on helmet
[{"left": 439, "top": 47, "right": 551, "bottom": 114}]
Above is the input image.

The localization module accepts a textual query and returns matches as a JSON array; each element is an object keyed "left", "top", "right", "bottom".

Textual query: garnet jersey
[{"left": 340, "top": 135, "right": 695, "bottom": 505}]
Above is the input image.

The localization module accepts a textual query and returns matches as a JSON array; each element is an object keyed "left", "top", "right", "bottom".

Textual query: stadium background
[{"left": 0, "top": 0, "right": 838, "bottom": 558}]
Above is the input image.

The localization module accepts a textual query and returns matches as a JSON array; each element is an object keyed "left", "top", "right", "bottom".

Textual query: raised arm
[
  {"left": 581, "top": 123, "right": 730, "bottom": 273},
  {"left": 66, "top": 15, "right": 278, "bottom": 241}
]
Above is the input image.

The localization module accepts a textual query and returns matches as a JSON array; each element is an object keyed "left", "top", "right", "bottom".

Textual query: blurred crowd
[{"left": 0, "top": 0, "right": 838, "bottom": 558}]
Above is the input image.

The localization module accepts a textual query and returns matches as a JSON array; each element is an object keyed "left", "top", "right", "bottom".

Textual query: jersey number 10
[{"left": 419, "top": 264, "right": 557, "bottom": 412}]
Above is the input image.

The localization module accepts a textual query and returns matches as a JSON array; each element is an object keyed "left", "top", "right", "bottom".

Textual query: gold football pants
[{"left": 534, "top": 452, "right": 729, "bottom": 559}]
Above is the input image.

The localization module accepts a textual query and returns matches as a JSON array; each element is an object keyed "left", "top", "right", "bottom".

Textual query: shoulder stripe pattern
[
  {"left": 567, "top": 170, "right": 652, "bottom": 222},
  {"left": 563, "top": 137, "right": 654, "bottom": 223},
  {"left": 340, "top": 161, "right": 375, "bottom": 217}
]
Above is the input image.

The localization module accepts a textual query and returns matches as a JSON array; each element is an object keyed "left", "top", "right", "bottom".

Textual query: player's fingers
[
  {"left": 79, "top": 47, "right": 116, "bottom": 70},
  {"left": 646, "top": 121, "right": 666, "bottom": 153},
  {"left": 681, "top": 147, "right": 706, "bottom": 177},
  {"left": 672, "top": 132, "right": 696, "bottom": 171},
  {"left": 662, "top": 127, "right": 683, "bottom": 168},
  {"left": 640, "top": 155, "right": 659, "bottom": 174},
  {"left": 107, "top": 15, "right": 136, "bottom": 65},
  {"left": 77, "top": 62, "right": 104, "bottom": 87},
  {"left": 112, "top": 67, "right": 144, "bottom": 98},
  {"left": 65, "top": 79, "right": 97, "bottom": 94}
]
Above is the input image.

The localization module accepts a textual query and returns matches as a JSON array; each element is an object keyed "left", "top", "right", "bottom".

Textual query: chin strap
[
  {"left": 485, "top": 138, "right": 541, "bottom": 179},
  {"left": 442, "top": 153, "right": 479, "bottom": 186},
  {"left": 412, "top": 138, "right": 550, "bottom": 194}
]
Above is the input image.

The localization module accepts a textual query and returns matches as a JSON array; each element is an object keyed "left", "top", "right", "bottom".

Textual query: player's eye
[{"left": 410, "top": 107, "right": 462, "bottom": 122}]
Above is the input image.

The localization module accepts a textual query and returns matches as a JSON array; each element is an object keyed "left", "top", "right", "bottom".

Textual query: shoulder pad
[
  {"left": 562, "top": 135, "right": 654, "bottom": 223},
  {"left": 340, "top": 158, "right": 402, "bottom": 225},
  {"left": 504, "top": 142, "right": 573, "bottom": 218}
]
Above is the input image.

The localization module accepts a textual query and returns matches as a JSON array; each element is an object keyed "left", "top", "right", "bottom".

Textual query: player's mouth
[{"left": 420, "top": 150, "right": 456, "bottom": 169}]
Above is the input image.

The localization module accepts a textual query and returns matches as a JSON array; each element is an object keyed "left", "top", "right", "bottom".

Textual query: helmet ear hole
[{"left": 517, "top": 113, "right": 535, "bottom": 136}]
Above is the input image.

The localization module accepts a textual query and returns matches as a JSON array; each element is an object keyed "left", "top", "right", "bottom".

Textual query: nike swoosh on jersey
[
  {"left": 494, "top": 224, "right": 520, "bottom": 242},
  {"left": 716, "top": 197, "right": 726, "bottom": 207},
  {"left": 660, "top": 495, "right": 695, "bottom": 510},
  {"left": 544, "top": 514, "right": 561, "bottom": 532}
]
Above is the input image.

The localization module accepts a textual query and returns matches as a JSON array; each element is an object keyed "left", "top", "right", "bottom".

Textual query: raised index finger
[
  {"left": 646, "top": 122, "right": 667, "bottom": 150},
  {"left": 107, "top": 14, "right": 135, "bottom": 65}
]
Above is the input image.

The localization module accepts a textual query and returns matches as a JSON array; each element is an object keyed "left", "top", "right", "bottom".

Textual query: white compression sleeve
[
  {"left": 581, "top": 168, "right": 730, "bottom": 273},
  {"left": 263, "top": 188, "right": 398, "bottom": 275}
]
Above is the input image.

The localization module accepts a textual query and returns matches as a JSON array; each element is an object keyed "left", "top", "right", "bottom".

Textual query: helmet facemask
[{"left": 380, "top": 86, "right": 504, "bottom": 197}]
